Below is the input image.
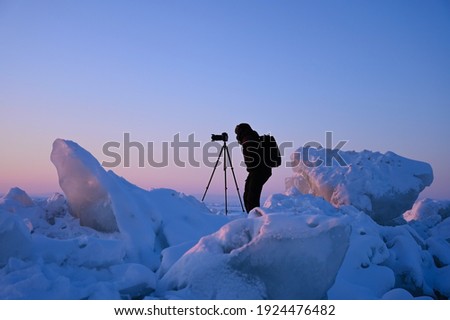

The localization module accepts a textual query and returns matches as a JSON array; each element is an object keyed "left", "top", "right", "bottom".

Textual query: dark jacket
[{"left": 236, "top": 124, "right": 271, "bottom": 173}]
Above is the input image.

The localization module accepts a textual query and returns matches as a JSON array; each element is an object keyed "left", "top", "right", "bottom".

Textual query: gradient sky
[{"left": 1, "top": 0, "right": 449, "bottom": 200}]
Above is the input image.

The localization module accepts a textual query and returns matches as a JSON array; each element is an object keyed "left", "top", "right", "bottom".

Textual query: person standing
[{"left": 235, "top": 123, "right": 272, "bottom": 213}]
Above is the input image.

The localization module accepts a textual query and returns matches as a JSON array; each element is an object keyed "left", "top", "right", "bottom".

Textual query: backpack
[{"left": 260, "top": 134, "right": 282, "bottom": 168}]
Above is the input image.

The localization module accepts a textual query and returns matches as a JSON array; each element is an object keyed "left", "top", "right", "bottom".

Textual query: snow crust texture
[
  {"left": 158, "top": 209, "right": 351, "bottom": 299},
  {"left": 286, "top": 148, "right": 433, "bottom": 225}
]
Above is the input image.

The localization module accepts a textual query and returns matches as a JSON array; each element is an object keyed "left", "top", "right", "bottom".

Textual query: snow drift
[
  {"left": 1, "top": 139, "right": 449, "bottom": 299},
  {"left": 286, "top": 148, "right": 433, "bottom": 225},
  {"left": 158, "top": 209, "right": 351, "bottom": 299},
  {"left": 50, "top": 138, "right": 229, "bottom": 268},
  {"left": 264, "top": 190, "right": 450, "bottom": 299}
]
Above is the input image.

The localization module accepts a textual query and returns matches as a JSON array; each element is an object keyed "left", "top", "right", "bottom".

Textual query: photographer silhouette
[{"left": 235, "top": 123, "right": 272, "bottom": 213}]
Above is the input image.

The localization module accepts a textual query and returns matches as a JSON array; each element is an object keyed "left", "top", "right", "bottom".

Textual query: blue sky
[{"left": 1, "top": 0, "right": 449, "bottom": 199}]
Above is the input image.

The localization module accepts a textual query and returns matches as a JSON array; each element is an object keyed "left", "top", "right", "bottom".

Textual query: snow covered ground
[{"left": 0, "top": 139, "right": 449, "bottom": 299}]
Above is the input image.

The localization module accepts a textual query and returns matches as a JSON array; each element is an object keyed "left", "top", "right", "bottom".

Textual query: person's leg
[
  {"left": 245, "top": 171, "right": 271, "bottom": 212},
  {"left": 243, "top": 173, "right": 253, "bottom": 213}
]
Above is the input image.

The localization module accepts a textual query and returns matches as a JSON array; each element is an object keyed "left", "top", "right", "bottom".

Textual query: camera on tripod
[
  {"left": 211, "top": 132, "right": 228, "bottom": 142},
  {"left": 203, "top": 131, "right": 244, "bottom": 214}
]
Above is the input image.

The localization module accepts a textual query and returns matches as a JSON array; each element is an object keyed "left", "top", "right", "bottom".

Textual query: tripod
[{"left": 202, "top": 140, "right": 245, "bottom": 215}]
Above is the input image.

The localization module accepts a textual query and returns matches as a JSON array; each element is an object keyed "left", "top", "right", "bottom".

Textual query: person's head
[{"left": 235, "top": 123, "right": 253, "bottom": 144}]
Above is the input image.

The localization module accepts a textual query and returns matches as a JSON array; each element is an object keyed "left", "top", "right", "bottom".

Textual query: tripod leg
[
  {"left": 223, "top": 144, "right": 228, "bottom": 215},
  {"left": 224, "top": 146, "right": 245, "bottom": 213},
  {"left": 202, "top": 145, "right": 225, "bottom": 202}
]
